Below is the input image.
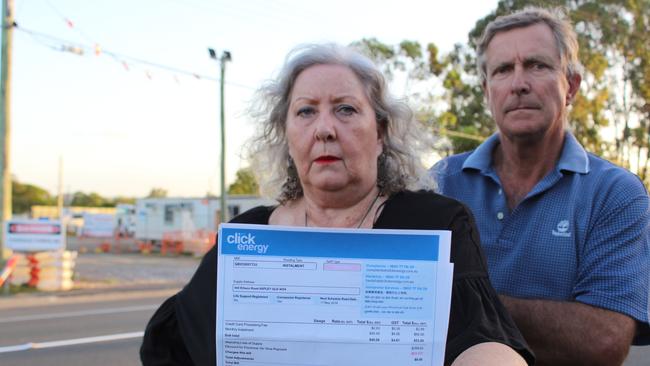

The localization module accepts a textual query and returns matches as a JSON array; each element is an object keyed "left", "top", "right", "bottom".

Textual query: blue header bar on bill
[{"left": 220, "top": 223, "right": 449, "bottom": 261}]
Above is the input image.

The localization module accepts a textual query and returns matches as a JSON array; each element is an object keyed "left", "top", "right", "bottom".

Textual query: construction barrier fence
[{"left": 7, "top": 250, "right": 77, "bottom": 291}]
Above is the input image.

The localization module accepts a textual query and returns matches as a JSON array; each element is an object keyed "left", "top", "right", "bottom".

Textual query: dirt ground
[{"left": 73, "top": 252, "right": 201, "bottom": 290}]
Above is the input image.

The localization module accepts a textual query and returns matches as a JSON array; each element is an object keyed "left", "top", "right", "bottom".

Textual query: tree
[
  {"left": 147, "top": 187, "right": 168, "bottom": 198},
  {"left": 467, "top": 0, "right": 650, "bottom": 184},
  {"left": 228, "top": 168, "right": 259, "bottom": 195},
  {"left": 112, "top": 196, "right": 136, "bottom": 205},
  {"left": 623, "top": 0, "right": 650, "bottom": 182},
  {"left": 12, "top": 179, "right": 55, "bottom": 214},
  {"left": 352, "top": 38, "right": 490, "bottom": 153},
  {"left": 435, "top": 44, "right": 493, "bottom": 153},
  {"left": 352, "top": 1, "right": 650, "bottom": 191},
  {"left": 69, "top": 191, "right": 112, "bottom": 207},
  {"left": 12, "top": 177, "right": 136, "bottom": 211}
]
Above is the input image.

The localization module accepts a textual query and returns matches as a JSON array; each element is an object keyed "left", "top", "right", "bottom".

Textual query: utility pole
[
  {"left": 57, "top": 156, "right": 63, "bottom": 219},
  {"left": 208, "top": 48, "right": 231, "bottom": 223},
  {"left": 0, "top": 0, "right": 14, "bottom": 264}
]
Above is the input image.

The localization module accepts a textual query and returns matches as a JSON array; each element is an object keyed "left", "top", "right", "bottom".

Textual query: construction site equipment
[
  {"left": 9, "top": 250, "right": 77, "bottom": 291},
  {"left": 135, "top": 196, "right": 274, "bottom": 247},
  {"left": 161, "top": 229, "right": 216, "bottom": 257}
]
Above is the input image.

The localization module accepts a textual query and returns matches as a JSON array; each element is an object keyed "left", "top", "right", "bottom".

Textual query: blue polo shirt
[{"left": 432, "top": 132, "right": 650, "bottom": 342}]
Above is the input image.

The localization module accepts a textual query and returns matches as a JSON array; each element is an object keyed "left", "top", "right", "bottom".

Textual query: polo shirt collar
[
  {"left": 462, "top": 133, "right": 500, "bottom": 172},
  {"left": 557, "top": 132, "right": 590, "bottom": 174},
  {"left": 461, "top": 131, "right": 590, "bottom": 174}
]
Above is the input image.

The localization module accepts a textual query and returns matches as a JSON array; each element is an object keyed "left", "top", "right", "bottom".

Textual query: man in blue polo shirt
[{"left": 432, "top": 7, "right": 650, "bottom": 366}]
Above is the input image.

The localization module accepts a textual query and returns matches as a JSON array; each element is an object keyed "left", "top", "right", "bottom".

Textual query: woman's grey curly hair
[{"left": 248, "top": 43, "right": 435, "bottom": 203}]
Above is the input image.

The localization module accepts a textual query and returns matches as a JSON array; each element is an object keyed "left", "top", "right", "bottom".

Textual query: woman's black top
[{"left": 140, "top": 190, "right": 534, "bottom": 365}]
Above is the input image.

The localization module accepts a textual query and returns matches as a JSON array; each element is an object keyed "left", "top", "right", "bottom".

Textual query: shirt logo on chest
[{"left": 552, "top": 220, "right": 571, "bottom": 238}]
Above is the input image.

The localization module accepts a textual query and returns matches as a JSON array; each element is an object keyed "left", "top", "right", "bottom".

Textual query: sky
[{"left": 4, "top": 0, "right": 499, "bottom": 198}]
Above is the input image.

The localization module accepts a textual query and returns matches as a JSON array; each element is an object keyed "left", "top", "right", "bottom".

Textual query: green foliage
[
  {"left": 66, "top": 192, "right": 136, "bottom": 208},
  {"left": 12, "top": 178, "right": 136, "bottom": 211},
  {"left": 426, "top": 44, "right": 444, "bottom": 76},
  {"left": 352, "top": 34, "right": 491, "bottom": 153},
  {"left": 12, "top": 179, "right": 55, "bottom": 214},
  {"left": 352, "top": 38, "right": 395, "bottom": 61},
  {"left": 352, "top": 1, "right": 650, "bottom": 190},
  {"left": 113, "top": 196, "right": 136, "bottom": 205},
  {"left": 471, "top": 0, "right": 650, "bottom": 185},
  {"left": 70, "top": 191, "right": 112, "bottom": 207},
  {"left": 399, "top": 40, "right": 422, "bottom": 60},
  {"left": 350, "top": 38, "right": 397, "bottom": 79},
  {"left": 228, "top": 168, "right": 259, "bottom": 195},
  {"left": 13, "top": 181, "right": 122, "bottom": 212},
  {"left": 147, "top": 187, "right": 168, "bottom": 198}
]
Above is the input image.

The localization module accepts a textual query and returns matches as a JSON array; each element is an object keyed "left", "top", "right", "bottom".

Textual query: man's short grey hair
[
  {"left": 476, "top": 7, "right": 583, "bottom": 83},
  {"left": 247, "top": 43, "right": 434, "bottom": 203}
]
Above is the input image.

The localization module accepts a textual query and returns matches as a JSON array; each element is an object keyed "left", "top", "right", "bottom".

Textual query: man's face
[{"left": 483, "top": 23, "right": 580, "bottom": 143}]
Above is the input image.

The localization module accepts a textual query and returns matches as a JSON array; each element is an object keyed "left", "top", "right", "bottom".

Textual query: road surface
[
  {"left": 0, "top": 288, "right": 175, "bottom": 366},
  {"left": 0, "top": 252, "right": 647, "bottom": 365}
]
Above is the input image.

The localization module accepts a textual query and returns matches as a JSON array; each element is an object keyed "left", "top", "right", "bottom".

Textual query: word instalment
[{"left": 227, "top": 232, "right": 269, "bottom": 254}]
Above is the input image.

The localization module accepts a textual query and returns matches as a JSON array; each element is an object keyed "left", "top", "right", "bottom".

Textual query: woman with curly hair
[{"left": 141, "top": 43, "right": 533, "bottom": 366}]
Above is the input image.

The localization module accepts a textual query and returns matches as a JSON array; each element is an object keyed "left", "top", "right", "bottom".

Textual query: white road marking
[
  {"left": 0, "top": 331, "right": 144, "bottom": 353},
  {"left": 0, "top": 304, "right": 158, "bottom": 323}
]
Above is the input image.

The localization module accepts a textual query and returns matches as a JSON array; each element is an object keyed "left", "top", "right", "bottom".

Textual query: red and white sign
[
  {"left": 5, "top": 220, "right": 65, "bottom": 251},
  {"left": 9, "top": 223, "right": 62, "bottom": 235}
]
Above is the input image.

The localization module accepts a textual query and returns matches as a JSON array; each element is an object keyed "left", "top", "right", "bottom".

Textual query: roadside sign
[{"left": 4, "top": 220, "right": 65, "bottom": 251}]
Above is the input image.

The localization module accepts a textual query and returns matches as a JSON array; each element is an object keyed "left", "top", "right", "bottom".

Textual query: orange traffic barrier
[
  {"left": 137, "top": 241, "right": 153, "bottom": 254},
  {"left": 22, "top": 251, "right": 77, "bottom": 291},
  {"left": 161, "top": 231, "right": 184, "bottom": 255},
  {"left": 160, "top": 230, "right": 215, "bottom": 256},
  {"left": 0, "top": 255, "right": 19, "bottom": 287}
]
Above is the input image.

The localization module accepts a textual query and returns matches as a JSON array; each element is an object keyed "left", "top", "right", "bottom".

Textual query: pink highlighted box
[{"left": 323, "top": 263, "right": 361, "bottom": 271}]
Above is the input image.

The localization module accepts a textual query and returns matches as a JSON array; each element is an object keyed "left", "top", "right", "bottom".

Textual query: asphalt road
[
  {"left": 1, "top": 290, "right": 648, "bottom": 366},
  {"left": 0, "top": 252, "right": 647, "bottom": 365},
  {"left": 0, "top": 289, "right": 174, "bottom": 366}
]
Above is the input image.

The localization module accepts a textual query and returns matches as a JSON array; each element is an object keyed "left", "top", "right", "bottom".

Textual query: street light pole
[{"left": 208, "top": 48, "right": 231, "bottom": 223}]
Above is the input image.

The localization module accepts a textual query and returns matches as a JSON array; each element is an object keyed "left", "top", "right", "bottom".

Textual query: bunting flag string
[
  {"left": 13, "top": 24, "right": 255, "bottom": 90},
  {"left": 18, "top": 1, "right": 256, "bottom": 88},
  {"left": 44, "top": 0, "right": 99, "bottom": 46},
  {"left": 17, "top": 1, "right": 254, "bottom": 87}
]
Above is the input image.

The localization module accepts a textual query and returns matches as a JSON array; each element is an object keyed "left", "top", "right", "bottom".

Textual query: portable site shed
[{"left": 134, "top": 196, "right": 276, "bottom": 243}]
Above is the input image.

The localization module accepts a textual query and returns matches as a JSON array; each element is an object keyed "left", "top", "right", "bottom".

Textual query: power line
[
  {"left": 421, "top": 118, "right": 487, "bottom": 142},
  {"left": 437, "top": 127, "right": 486, "bottom": 142},
  {"left": 13, "top": 23, "right": 256, "bottom": 90},
  {"left": 42, "top": 0, "right": 95, "bottom": 44}
]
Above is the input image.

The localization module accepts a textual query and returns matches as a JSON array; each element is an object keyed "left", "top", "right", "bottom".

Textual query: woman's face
[{"left": 286, "top": 64, "right": 382, "bottom": 196}]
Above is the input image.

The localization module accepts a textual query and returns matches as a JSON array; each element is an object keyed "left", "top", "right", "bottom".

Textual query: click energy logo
[{"left": 227, "top": 232, "right": 269, "bottom": 254}]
